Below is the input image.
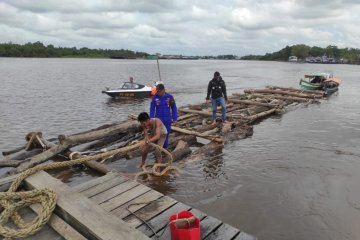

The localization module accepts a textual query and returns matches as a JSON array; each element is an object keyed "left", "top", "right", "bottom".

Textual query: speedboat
[{"left": 102, "top": 82, "right": 152, "bottom": 98}]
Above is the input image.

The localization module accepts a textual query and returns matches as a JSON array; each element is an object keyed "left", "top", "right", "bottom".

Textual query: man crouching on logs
[{"left": 138, "top": 112, "right": 168, "bottom": 168}]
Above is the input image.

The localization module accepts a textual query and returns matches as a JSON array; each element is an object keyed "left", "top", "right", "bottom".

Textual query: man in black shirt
[{"left": 206, "top": 71, "right": 228, "bottom": 124}]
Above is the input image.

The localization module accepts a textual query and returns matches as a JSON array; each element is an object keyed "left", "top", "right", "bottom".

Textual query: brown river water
[{"left": 1, "top": 58, "right": 360, "bottom": 240}]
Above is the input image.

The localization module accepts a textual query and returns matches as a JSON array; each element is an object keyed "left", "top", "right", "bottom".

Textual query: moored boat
[{"left": 102, "top": 82, "right": 152, "bottom": 98}]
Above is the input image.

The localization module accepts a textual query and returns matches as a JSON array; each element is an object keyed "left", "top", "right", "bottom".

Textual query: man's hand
[{"left": 206, "top": 99, "right": 210, "bottom": 104}]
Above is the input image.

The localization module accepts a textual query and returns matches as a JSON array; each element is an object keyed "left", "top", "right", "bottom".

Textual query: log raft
[{"left": 1, "top": 87, "right": 327, "bottom": 178}]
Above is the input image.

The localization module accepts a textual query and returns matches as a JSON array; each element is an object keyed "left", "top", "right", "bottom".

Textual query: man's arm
[
  {"left": 170, "top": 96, "right": 178, "bottom": 121},
  {"left": 206, "top": 81, "right": 212, "bottom": 100},
  {"left": 222, "top": 81, "right": 228, "bottom": 101},
  {"left": 150, "top": 97, "right": 155, "bottom": 118}
]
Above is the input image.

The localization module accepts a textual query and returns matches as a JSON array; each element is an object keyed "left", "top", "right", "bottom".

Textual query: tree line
[
  {"left": 0, "top": 41, "right": 149, "bottom": 58},
  {"left": 241, "top": 44, "right": 360, "bottom": 64}
]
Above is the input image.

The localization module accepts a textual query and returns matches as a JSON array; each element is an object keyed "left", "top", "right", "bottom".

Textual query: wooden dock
[{"left": 8, "top": 170, "right": 257, "bottom": 240}]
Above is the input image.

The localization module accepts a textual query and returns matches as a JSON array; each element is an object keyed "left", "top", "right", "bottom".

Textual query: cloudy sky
[{"left": 1, "top": 0, "right": 359, "bottom": 55}]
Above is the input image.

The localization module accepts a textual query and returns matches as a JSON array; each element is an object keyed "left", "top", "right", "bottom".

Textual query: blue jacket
[{"left": 150, "top": 93, "right": 178, "bottom": 122}]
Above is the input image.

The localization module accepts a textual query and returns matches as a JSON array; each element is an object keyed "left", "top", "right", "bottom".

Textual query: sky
[{"left": 0, "top": 0, "right": 360, "bottom": 56}]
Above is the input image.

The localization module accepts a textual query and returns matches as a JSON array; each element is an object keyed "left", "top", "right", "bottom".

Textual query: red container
[{"left": 169, "top": 210, "right": 200, "bottom": 240}]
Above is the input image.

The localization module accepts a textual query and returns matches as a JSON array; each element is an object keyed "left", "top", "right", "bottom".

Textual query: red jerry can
[{"left": 169, "top": 210, "right": 200, "bottom": 240}]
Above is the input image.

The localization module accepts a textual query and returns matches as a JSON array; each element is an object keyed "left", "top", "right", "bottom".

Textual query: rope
[
  {"left": 0, "top": 140, "right": 178, "bottom": 239},
  {"left": 134, "top": 142, "right": 180, "bottom": 181}
]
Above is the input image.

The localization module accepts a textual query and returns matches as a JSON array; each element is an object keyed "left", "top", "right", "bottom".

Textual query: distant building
[{"left": 288, "top": 56, "right": 298, "bottom": 62}]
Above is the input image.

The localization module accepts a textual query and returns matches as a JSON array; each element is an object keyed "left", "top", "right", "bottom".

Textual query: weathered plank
[
  {"left": 124, "top": 196, "right": 177, "bottom": 228},
  {"left": 111, "top": 189, "right": 164, "bottom": 219},
  {"left": 190, "top": 208, "right": 208, "bottom": 220},
  {"left": 199, "top": 216, "right": 223, "bottom": 239},
  {"left": 30, "top": 204, "right": 87, "bottom": 240},
  {"left": 25, "top": 171, "right": 149, "bottom": 240},
  {"left": 233, "top": 232, "right": 257, "bottom": 240},
  {"left": 204, "top": 223, "right": 239, "bottom": 240},
  {"left": 137, "top": 202, "right": 191, "bottom": 237},
  {"left": 100, "top": 184, "right": 151, "bottom": 211},
  {"left": 81, "top": 176, "right": 128, "bottom": 198},
  {"left": 72, "top": 172, "right": 119, "bottom": 192},
  {"left": 89, "top": 180, "right": 138, "bottom": 204}
]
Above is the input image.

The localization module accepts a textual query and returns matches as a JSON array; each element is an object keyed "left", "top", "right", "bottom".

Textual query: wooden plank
[
  {"left": 81, "top": 176, "right": 128, "bottom": 198},
  {"left": 124, "top": 196, "right": 177, "bottom": 228},
  {"left": 0, "top": 173, "right": 19, "bottom": 191},
  {"left": 24, "top": 171, "right": 149, "bottom": 240},
  {"left": 100, "top": 184, "right": 151, "bottom": 211},
  {"left": 72, "top": 172, "right": 119, "bottom": 192},
  {"left": 204, "top": 223, "right": 239, "bottom": 240},
  {"left": 190, "top": 208, "right": 207, "bottom": 220},
  {"left": 89, "top": 180, "right": 138, "bottom": 204},
  {"left": 30, "top": 203, "right": 87, "bottom": 240},
  {"left": 111, "top": 189, "right": 164, "bottom": 219},
  {"left": 199, "top": 216, "right": 223, "bottom": 239},
  {"left": 12, "top": 207, "right": 63, "bottom": 240},
  {"left": 137, "top": 202, "right": 191, "bottom": 237},
  {"left": 233, "top": 232, "right": 257, "bottom": 240}
]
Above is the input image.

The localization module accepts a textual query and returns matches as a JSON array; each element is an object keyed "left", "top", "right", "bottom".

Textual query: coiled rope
[
  {"left": 135, "top": 142, "right": 180, "bottom": 181},
  {"left": 0, "top": 141, "right": 178, "bottom": 239}
]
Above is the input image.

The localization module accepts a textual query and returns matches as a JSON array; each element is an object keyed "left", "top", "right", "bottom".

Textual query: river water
[{"left": 1, "top": 58, "right": 360, "bottom": 240}]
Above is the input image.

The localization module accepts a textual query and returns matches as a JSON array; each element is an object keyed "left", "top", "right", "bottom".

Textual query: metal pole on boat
[{"left": 157, "top": 57, "right": 162, "bottom": 82}]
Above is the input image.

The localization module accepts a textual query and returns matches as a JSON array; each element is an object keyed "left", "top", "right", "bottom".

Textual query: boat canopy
[{"left": 304, "top": 72, "right": 331, "bottom": 78}]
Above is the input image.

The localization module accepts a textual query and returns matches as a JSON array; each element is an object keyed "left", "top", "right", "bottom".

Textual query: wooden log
[
  {"left": 171, "top": 126, "right": 223, "bottom": 143},
  {"left": 170, "top": 140, "right": 191, "bottom": 162},
  {"left": 178, "top": 109, "right": 212, "bottom": 117},
  {"left": 0, "top": 159, "right": 27, "bottom": 167},
  {"left": 2, "top": 144, "right": 26, "bottom": 156},
  {"left": 249, "top": 93, "right": 316, "bottom": 103},
  {"left": 245, "top": 89, "right": 323, "bottom": 99},
  {"left": 59, "top": 120, "right": 139, "bottom": 146},
  {"left": 267, "top": 86, "right": 324, "bottom": 95},
  {"left": 228, "top": 99, "right": 279, "bottom": 107},
  {"left": 248, "top": 108, "right": 277, "bottom": 122}
]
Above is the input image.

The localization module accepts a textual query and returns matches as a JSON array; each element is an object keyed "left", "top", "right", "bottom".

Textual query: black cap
[
  {"left": 156, "top": 83, "right": 165, "bottom": 90},
  {"left": 214, "top": 71, "right": 220, "bottom": 77}
]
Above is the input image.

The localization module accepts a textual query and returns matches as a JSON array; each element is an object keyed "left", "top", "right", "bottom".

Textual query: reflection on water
[{"left": 1, "top": 58, "right": 360, "bottom": 240}]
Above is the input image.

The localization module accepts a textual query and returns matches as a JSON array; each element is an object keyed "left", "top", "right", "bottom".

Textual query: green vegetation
[
  {"left": 0, "top": 41, "right": 149, "bottom": 58},
  {"left": 241, "top": 44, "right": 360, "bottom": 64}
]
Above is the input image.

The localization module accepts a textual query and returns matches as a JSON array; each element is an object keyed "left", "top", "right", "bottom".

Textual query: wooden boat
[
  {"left": 102, "top": 82, "right": 152, "bottom": 98},
  {"left": 299, "top": 72, "right": 331, "bottom": 90}
]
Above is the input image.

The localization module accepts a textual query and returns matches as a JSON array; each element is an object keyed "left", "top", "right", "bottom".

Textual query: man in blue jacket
[{"left": 150, "top": 84, "right": 178, "bottom": 148}]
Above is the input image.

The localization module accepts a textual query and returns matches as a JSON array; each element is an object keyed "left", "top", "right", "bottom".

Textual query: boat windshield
[{"left": 121, "top": 82, "right": 139, "bottom": 89}]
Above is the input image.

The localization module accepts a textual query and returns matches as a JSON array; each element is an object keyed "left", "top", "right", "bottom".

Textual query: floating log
[
  {"left": 244, "top": 89, "right": 323, "bottom": 99},
  {"left": 170, "top": 140, "right": 191, "bottom": 161},
  {"left": 228, "top": 99, "right": 279, "bottom": 107},
  {"left": 171, "top": 126, "right": 223, "bottom": 143},
  {"left": 267, "top": 86, "right": 324, "bottom": 95},
  {"left": 249, "top": 93, "right": 316, "bottom": 103}
]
